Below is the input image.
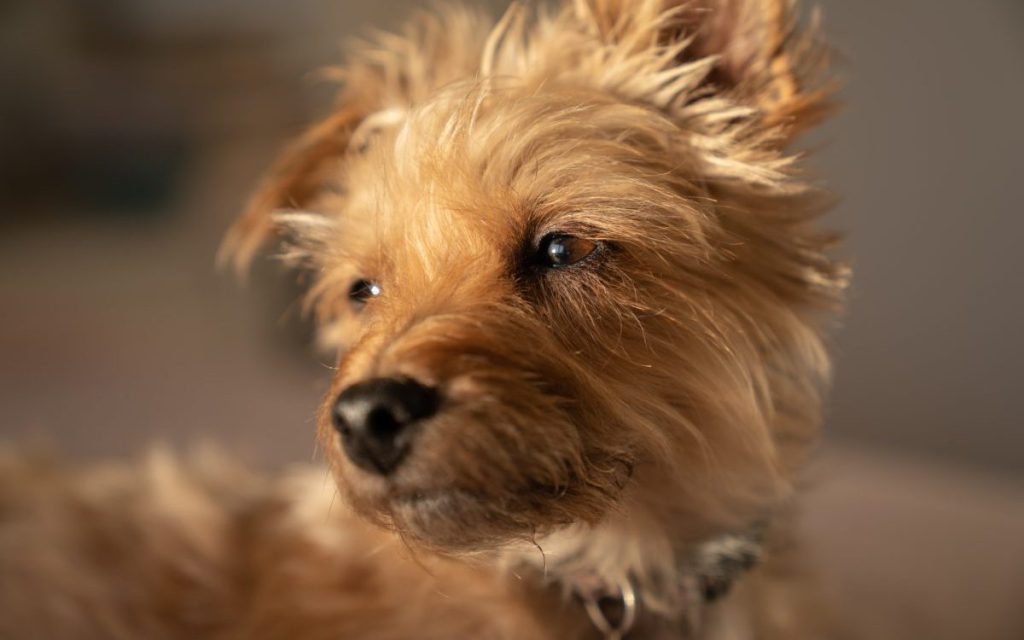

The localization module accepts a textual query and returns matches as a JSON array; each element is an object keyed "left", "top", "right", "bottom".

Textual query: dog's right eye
[{"left": 348, "top": 279, "right": 381, "bottom": 309}]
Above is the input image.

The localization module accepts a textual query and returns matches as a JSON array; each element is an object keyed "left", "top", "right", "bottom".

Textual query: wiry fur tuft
[{"left": 222, "top": 0, "right": 837, "bottom": 268}]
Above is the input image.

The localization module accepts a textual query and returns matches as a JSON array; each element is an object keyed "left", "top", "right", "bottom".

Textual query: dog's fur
[{"left": 0, "top": 1, "right": 848, "bottom": 638}]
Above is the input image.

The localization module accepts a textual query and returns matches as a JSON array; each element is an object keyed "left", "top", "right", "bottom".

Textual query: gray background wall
[{"left": 815, "top": 0, "right": 1024, "bottom": 474}]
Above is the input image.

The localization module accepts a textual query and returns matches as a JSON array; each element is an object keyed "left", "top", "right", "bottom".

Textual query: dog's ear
[
  {"left": 573, "top": 0, "right": 834, "bottom": 140},
  {"left": 218, "top": 105, "right": 364, "bottom": 273}
]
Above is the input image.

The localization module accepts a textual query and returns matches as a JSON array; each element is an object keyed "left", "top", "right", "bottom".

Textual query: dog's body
[
  {"left": 0, "top": 452, "right": 833, "bottom": 639},
  {"left": 1, "top": 1, "right": 847, "bottom": 638}
]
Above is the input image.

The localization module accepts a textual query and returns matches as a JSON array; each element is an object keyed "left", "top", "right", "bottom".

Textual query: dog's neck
[{"left": 500, "top": 507, "right": 765, "bottom": 638}]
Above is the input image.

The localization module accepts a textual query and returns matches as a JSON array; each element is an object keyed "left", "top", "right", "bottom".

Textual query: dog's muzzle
[{"left": 331, "top": 377, "right": 439, "bottom": 475}]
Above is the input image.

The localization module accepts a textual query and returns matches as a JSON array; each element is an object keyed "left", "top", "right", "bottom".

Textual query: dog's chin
[{"left": 386, "top": 489, "right": 530, "bottom": 551}]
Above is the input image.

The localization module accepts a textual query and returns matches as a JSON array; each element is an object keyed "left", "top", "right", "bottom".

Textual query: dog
[{"left": 0, "top": 0, "right": 848, "bottom": 638}]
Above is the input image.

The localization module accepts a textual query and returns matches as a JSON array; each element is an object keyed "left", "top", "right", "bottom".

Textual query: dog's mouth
[
  {"left": 390, "top": 488, "right": 480, "bottom": 510},
  {"left": 384, "top": 487, "right": 516, "bottom": 549},
  {"left": 332, "top": 429, "right": 628, "bottom": 550},
  {"left": 370, "top": 479, "right": 581, "bottom": 550},
  {"left": 326, "top": 394, "right": 626, "bottom": 550}
]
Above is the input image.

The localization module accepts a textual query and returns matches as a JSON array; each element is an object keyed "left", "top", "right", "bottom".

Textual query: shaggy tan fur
[{"left": 1, "top": 1, "right": 848, "bottom": 638}]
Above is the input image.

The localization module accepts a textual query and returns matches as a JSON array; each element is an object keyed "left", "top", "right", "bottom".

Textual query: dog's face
[{"left": 226, "top": 0, "right": 845, "bottom": 555}]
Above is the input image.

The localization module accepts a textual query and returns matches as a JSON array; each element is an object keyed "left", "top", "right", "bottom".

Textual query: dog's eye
[
  {"left": 348, "top": 279, "right": 381, "bottom": 309},
  {"left": 539, "top": 234, "right": 598, "bottom": 268}
]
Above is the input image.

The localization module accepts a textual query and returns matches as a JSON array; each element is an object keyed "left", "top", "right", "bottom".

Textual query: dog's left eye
[
  {"left": 538, "top": 234, "right": 598, "bottom": 268},
  {"left": 348, "top": 279, "right": 381, "bottom": 309}
]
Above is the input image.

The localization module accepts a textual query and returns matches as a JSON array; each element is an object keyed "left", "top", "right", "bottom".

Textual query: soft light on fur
[{"left": 3, "top": 1, "right": 848, "bottom": 638}]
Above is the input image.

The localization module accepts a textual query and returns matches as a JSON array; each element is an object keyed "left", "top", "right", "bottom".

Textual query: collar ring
[{"left": 581, "top": 576, "right": 637, "bottom": 640}]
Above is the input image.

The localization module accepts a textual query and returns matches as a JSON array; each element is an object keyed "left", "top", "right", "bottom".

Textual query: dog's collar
[{"left": 566, "top": 524, "right": 765, "bottom": 639}]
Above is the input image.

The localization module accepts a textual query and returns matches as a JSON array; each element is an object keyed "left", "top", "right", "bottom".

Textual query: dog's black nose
[{"left": 331, "top": 378, "right": 439, "bottom": 475}]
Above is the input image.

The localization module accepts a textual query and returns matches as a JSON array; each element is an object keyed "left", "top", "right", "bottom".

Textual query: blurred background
[{"left": 1, "top": 0, "right": 1022, "bottom": 638}]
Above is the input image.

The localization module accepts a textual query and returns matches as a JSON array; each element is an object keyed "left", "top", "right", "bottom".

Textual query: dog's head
[{"left": 224, "top": 0, "right": 845, "bottom": 557}]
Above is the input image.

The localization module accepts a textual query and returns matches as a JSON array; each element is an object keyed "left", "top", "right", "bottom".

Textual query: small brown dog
[{"left": 0, "top": 1, "right": 847, "bottom": 638}]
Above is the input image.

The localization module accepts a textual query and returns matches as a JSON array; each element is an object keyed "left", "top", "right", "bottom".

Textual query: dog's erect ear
[
  {"left": 218, "top": 105, "right": 364, "bottom": 273},
  {"left": 573, "top": 0, "right": 833, "bottom": 139}
]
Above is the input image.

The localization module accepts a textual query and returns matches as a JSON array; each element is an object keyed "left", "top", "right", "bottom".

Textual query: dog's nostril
[
  {"left": 332, "top": 377, "right": 439, "bottom": 475},
  {"left": 366, "top": 406, "right": 401, "bottom": 440}
]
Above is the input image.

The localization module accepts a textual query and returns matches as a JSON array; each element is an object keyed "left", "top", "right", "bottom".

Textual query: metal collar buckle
[{"left": 581, "top": 577, "right": 637, "bottom": 640}]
